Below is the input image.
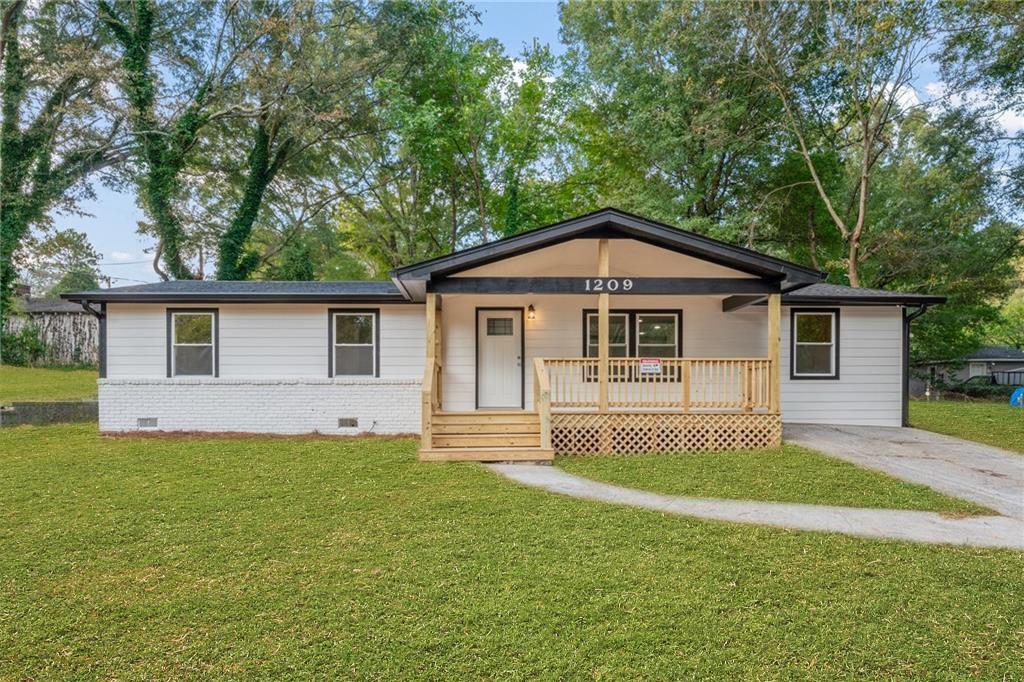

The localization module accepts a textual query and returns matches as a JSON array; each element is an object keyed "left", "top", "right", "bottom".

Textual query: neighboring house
[
  {"left": 63, "top": 209, "right": 944, "bottom": 460},
  {"left": 4, "top": 296, "right": 99, "bottom": 365},
  {"left": 912, "top": 346, "right": 1024, "bottom": 395}
]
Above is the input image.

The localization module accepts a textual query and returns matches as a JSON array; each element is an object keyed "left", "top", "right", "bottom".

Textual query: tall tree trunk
[{"left": 216, "top": 121, "right": 293, "bottom": 280}]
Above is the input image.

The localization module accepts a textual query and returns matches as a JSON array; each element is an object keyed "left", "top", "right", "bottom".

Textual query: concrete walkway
[
  {"left": 487, "top": 426, "right": 1024, "bottom": 549},
  {"left": 785, "top": 424, "right": 1024, "bottom": 520}
]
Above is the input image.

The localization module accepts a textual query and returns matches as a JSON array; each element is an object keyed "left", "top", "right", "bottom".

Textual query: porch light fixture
[{"left": 527, "top": 304, "right": 536, "bottom": 320}]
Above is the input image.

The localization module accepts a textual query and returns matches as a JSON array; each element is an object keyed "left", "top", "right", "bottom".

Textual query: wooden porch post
[
  {"left": 768, "top": 293, "right": 781, "bottom": 414},
  {"left": 597, "top": 239, "right": 610, "bottom": 412},
  {"left": 422, "top": 293, "right": 439, "bottom": 451}
]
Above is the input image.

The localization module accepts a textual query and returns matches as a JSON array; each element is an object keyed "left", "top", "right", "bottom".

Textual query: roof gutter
[{"left": 60, "top": 292, "right": 411, "bottom": 304}]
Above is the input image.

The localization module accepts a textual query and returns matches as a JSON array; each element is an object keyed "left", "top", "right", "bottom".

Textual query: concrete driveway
[{"left": 785, "top": 424, "right": 1024, "bottom": 521}]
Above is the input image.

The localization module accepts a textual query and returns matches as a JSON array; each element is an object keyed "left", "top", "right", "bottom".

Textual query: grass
[
  {"left": 0, "top": 364, "right": 98, "bottom": 403},
  {"left": 2, "top": 425, "right": 1022, "bottom": 679},
  {"left": 558, "top": 444, "right": 987, "bottom": 514},
  {"left": 910, "top": 399, "right": 1024, "bottom": 454}
]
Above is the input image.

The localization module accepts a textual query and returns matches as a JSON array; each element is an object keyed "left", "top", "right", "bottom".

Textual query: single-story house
[
  {"left": 911, "top": 345, "right": 1024, "bottom": 395},
  {"left": 63, "top": 208, "right": 945, "bottom": 461}
]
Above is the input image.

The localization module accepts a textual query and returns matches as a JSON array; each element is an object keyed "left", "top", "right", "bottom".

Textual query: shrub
[
  {"left": 0, "top": 324, "right": 48, "bottom": 367},
  {"left": 932, "top": 381, "right": 1017, "bottom": 401}
]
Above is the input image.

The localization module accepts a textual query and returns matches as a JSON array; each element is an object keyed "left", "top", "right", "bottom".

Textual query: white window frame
[
  {"left": 169, "top": 310, "right": 217, "bottom": 377},
  {"left": 331, "top": 310, "right": 378, "bottom": 377},
  {"left": 586, "top": 312, "right": 630, "bottom": 358},
  {"left": 791, "top": 309, "right": 839, "bottom": 379},
  {"left": 635, "top": 312, "right": 680, "bottom": 358}
]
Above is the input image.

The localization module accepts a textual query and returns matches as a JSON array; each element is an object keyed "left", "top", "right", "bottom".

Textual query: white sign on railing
[{"left": 638, "top": 357, "right": 663, "bottom": 375}]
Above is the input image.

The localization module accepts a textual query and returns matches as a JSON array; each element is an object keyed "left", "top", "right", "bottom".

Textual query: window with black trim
[
  {"left": 791, "top": 309, "right": 839, "bottom": 379},
  {"left": 170, "top": 311, "right": 216, "bottom": 376},
  {"left": 332, "top": 311, "right": 377, "bottom": 376},
  {"left": 584, "top": 310, "right": 681, "bottom": 380}
]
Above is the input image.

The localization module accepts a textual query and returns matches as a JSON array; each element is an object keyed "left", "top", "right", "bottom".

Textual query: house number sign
[{"left": 583, "top": 278, "right": 634, "bottom": 292}]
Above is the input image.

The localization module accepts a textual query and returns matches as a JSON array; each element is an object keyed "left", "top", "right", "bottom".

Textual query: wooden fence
[{"left": 3, "top": 312, "right": 98, "bottom": 365}]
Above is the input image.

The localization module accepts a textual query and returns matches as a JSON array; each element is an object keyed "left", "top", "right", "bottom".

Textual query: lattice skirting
[{"left": 551, "top": 412, "right": 782, "bottom": 455}]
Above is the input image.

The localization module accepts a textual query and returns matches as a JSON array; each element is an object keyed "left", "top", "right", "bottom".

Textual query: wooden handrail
[
  {"left": 534, "top": 358, "right": 552, "bottom": 450},
  {"left": 542, "top": 357, "right": 775, "bottom": 413},
  {"left": 421, "top": 356, "right": 441, "bottom": 450}
]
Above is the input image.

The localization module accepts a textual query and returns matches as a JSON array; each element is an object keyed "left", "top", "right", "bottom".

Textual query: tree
[
  {"left": 1, "top": 0, "right": 126, "bottom": 321},
  {"left": 560, "top": 1, "right": 781, "bottom": 234},
  {"left": 98, "top": 0, "right": 270, "bottom": 280},
  {"left": 987, "top": 295, "right": 1024, "bottom": 350},
  {"left": 16, "top": 228, "right": 103, "bottom": 297},
  {"left": 744, "top": 1, "right": 933, "bottom": 286},
  {"left": 337, "top": 2, "right": 557, "bottom": 272},
  {"left": 938, "top": 0, "right": 1024, "bottom": 207},
  {"left": 213, "top": 0, "right": 383, "bottom": 280}
]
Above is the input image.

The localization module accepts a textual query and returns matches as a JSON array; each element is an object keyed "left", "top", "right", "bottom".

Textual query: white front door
[{"left": 477, "top": 309, "right": 523, "bottom": 409}]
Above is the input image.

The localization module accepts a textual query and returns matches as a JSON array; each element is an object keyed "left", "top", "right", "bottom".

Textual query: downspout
[
  {"left": 902, "top": 304, "right": 930, "bottom": 427},
  {"left": 80, "top": 301, "right": 107, "bottom": 379}
]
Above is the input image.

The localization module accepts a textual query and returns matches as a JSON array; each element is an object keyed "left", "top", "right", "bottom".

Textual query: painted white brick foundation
[{"left": 99, "top": 379, "right": 421, "bottom": 435}]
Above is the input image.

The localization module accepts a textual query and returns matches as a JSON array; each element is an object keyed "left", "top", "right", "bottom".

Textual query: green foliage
[
  {"left": 0, "top": 324, "right": 47, "bottom": 367},
  {"left": 931, "top": 381, "right": 1017, "bottom": 401},
  {"left": 48, "top": 268, "right": 100, "bottom": 297},
  {"left": 265, "top": 238, "right": 315, "bottom": 281},
  {"left": 1, "top": 1, "right": 124, "bottom": 322},
  {"left": 987, "top": 296, "right": 1024, "bottom": 350},
  {"left": 560, "top": 0, "right": 779, "bottom": 229},
  {"left": 98, "top": 0, "right": 214, "bottom": 280},
  {"left": 16, "top": 228, "right": 102, "bottom": 297}
]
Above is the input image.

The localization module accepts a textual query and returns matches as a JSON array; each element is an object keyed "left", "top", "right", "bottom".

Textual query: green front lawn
[
  {"left": 0, "top": 364, "right": 98, "bottom": 403},
  {"left": 2, "top": 425, "right": 1021, "bottom": 679},
  {"left": 910, "top": 399, "right": 1024, "bottom": 454},
  {"left": 558, "top": 444, "right": 986, "bottom": 514}
]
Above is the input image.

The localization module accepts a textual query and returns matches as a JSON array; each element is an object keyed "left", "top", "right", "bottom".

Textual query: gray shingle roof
[
  {"left": 782, "top": 283, "right": 946, "bottom": 305},
  {"left": 966, "top": 346, "right": 1024, "bottom": 361},
  {"left": 61, "top": 280, "right": 406, "bottom": 303},
  {"left": 17, "top": 297, "right": 90, "bottom": 313}
]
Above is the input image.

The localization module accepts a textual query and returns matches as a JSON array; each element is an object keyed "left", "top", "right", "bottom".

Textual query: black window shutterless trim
[
  {"left": 789, "top": 308, "right": 840, "bottom": 380},
  {"left": 580, "top": 309, "right": 683, "bottom": 357},
  {"left": 166, "top": 308, "right": 219, "bottom": 378},
  {"left": 327, "top": 308, "right": 380, "bottom": 378}
]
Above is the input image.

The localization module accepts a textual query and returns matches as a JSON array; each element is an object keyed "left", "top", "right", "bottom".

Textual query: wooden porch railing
[
  {"left": 420, "top": 356, "right": 442, "bottom": 450},
  {"left": 543, "top": 357, "right": 774, "bottom": 412},
  {"left": 533, "top": 358, "right": 553, "bottom": 450}
]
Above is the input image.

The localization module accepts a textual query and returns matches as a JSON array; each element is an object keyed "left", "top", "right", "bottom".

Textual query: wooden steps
[{"left": 420, "top": 411, "right": 553, "bottom": 462}]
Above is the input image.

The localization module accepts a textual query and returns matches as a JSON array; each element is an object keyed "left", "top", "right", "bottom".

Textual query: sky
[{"left": 49, "top": 1, "right": 1018, "bottom": 288}]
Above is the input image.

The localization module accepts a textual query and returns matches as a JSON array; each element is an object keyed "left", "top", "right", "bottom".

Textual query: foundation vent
[
  {"left": 137, "top": 417, "right": 158, "bottom": 428},
  {"left": 338, "top": 418, "right": 358, "bottom": 428}
]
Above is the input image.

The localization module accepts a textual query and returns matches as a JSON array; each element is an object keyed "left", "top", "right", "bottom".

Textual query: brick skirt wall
[{"left": 99, "top": 379, "right": 421, "bottom": 435}]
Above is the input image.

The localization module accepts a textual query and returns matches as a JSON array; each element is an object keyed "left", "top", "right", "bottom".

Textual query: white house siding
[
  {"left": 780, "top": 306, "right": 903, "bottom": 427},
  {"left": 101, "top": 303, "right": 424, "bottom": 434}
]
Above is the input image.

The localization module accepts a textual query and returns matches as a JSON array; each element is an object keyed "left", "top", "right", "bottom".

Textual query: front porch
[{"left": 417, "top": 235, "right": 785, "bottom": 462}]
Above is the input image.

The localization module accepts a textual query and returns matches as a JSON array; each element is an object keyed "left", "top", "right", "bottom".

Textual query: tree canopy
[{"left": 4, "top": 0, "right": 1021, "bottom": 362}]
